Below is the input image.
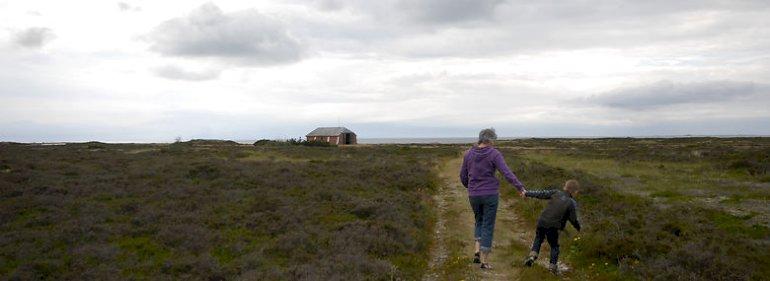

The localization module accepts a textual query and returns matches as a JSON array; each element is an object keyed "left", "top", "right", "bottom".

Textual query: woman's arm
[
  {"left": 460, "top": 152, "right": 469, "bottom": 188},
  {"left": 493, "top": 152, "right": 525, "bottom": 193}
]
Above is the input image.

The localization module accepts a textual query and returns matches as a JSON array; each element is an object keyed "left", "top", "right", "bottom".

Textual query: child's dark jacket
[{"left": 525, "top": 189, "right": 581, "bottom": 231}]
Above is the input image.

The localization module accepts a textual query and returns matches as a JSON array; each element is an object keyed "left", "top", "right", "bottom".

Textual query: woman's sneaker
[{"left": 473, "top": 252, "right": 481, "bottom": 264}]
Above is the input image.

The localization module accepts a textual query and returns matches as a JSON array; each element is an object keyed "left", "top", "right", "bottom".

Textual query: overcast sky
[{"left": 2, "top": 0, "right": 769, "bottom": 142}]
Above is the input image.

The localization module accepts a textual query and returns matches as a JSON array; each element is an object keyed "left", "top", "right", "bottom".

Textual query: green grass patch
[
  {"left": 504, "top": 150, "right": 770, "bottom": 280},
  {"left": 649, "top": 189, "right": 686, "bottom": 200},
  {"left": 709, "top": 212, "right": 770, "bottom": 239}
]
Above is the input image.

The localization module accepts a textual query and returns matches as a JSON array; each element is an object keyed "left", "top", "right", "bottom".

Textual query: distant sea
[
  {"left": 358, "top": 137, "right": 491, "bottom": 144},
  {"left": 355, "top": 136, "right": 768, "bottom": 144},
  {"left": 22, "top": 135, "right": 768, "bottom": 145},
  {"left": 236, "top": 135, "right": 769, "bottom": 145},
  {"left": 236, "top": 137, "right": 488, "bottom": 144}
]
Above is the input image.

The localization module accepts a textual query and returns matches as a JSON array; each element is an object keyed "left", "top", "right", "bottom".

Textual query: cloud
[
  {"left": 292, "top": 0, "right": 770, "bottom": 58},
  {"left": 13, "top": 27, "right": 55, "bottom": 49},
  {"left": 306, "top": 0, "right": 505, "bottom": 24},
  {"left": 117, "top": 2, "right": 141, "bottom": 12},
  {"left": 148, "top": 3, "right": 303, "bottom": 65},
  {"left": 396, "top": 0, "right": 505, "bottom": 24},
  {"left": 591, "top": 80, "right": 767, "bottom": 109},
  {"left": 153, "top": 65, "right": 221, "bottom": 81}
]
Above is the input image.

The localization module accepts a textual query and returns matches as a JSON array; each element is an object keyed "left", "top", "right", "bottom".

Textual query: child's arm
[
  {"left": 524, "top": 189, "right": 558, "bottom": 199},
  {"left": 568, "top": 199, "right": 582, "bottom": 231}
]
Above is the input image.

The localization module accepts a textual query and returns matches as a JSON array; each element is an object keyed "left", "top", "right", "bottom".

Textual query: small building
[{"left": 306, "top": 127, "right": 357, "bottom": 145}]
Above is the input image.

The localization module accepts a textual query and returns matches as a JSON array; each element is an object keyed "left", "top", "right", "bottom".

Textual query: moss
[
  {"left": 649, "top": 190, "right": 686, "bottom": 200},
  {"left": 211, "top": 246, "right": 238, "bottom": 265},
  {"left": 709, "top": 212, "right": 769, "bottom": 239},
  {"left": 9, "top": 208, "right": 44, "bottom": 228},
  {"left": 116, "top": 236, "right": 171, "bottom": 260},
  {"left": 114, "top": 236, "right": 171, "bottom": 279}
]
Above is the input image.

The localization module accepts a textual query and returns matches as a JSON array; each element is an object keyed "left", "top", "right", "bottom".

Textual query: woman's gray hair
[{"left": 478, "top": 128, "right": 497, "bottom": 144}]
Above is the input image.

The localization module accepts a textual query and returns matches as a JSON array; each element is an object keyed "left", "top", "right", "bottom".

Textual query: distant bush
[
  {"left": 728, "top": 159, "right": 769, "bottom": 176},
  {"left": 253, "top": 139, "right": 281, "bottom": 146},
  {"left": 302, "top": 139, "right": 334, "bottom": 147},
  {"left": 253, "top": 138, "right": 335, "bottom": 147},
  {"left": 84, "top": 141, "right": 107, "bottom": 149},
  {"left": 184, "top": 139, "right": 240, "bottom": 146}
]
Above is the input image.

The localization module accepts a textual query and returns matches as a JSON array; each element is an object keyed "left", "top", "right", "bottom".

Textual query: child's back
[
  {"left": 527, "top": 189, "right": 580, "bottom": 231},
  {"left": 523, "top": 180, "right": 581, "bottom": 275}
]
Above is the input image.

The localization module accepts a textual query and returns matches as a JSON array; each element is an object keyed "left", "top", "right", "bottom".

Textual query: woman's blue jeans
[{"left": 469, "top": 194, "right": 498, "bottom": 253}]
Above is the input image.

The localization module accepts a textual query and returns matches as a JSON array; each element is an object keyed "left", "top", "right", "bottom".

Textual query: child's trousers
[{"left": 531, "top": 227, "right": 560, "bottom": 265}]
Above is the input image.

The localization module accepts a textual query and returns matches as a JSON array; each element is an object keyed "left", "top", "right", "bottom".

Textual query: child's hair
[{"left": 564, "top": 179, "right": 580, "bottom": 193}]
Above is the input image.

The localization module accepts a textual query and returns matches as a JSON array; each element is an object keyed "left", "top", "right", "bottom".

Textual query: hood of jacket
[{"left": 469, "top": 145, "right": 495, "bottom": 163}]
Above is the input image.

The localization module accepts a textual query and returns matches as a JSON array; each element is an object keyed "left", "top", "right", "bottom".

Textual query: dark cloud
[
  {"left": 307, "top": 0, "right": 504, "bottom": 23},
  {"left": 153, "top": 65, "right": 220, "bottom": 81},
  {"left": 148, "top": 3, "right": 303, "bottom": 65},
  {"left": 591, "top": 80, "right": 767, "bottom": 109},
  {"left": 13, "top": 27, "right": 55, "bottom": 49},
  {"left": 397, "top": 0, "right": 505, "bottom": 23}
]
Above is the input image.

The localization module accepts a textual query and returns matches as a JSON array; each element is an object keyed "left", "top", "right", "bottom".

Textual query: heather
[
  {"left": 0, "top": 141, "right": 457, "bottom": 280},
  {"left": 498, "top": 138, "right": 770, "bottom": 280}
]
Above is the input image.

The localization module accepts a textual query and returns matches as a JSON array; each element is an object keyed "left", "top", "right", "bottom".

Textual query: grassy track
[{"left": 425, "top": 156, "right": 563, "bottom": 280}]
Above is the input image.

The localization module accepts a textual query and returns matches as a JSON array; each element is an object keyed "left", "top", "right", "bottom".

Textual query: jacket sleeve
[
  {"left": 460, "top": 152, "right": 469, "bottom": 188},
  {"left": 493, "top": 152, "right": 525, "bottom": 192},
  {"left": 525, "top": 189, "right": 558, "bottom": 199},
  {"left": 568, "top": 199, "right": 581, "bottom": 231}
]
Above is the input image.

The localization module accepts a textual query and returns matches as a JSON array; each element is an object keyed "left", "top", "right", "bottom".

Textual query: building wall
[
  {"left": 306, "top": 135, "right": 339, "bottom": 144},
  {"left": 349, "top": 134, "right": 357, "bottom": 145},
  {"left": 306, "top": 133, "right": 356, "bottom": 145}
]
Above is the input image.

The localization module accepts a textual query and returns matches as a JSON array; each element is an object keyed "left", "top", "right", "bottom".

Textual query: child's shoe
[
  {"left": 548, "top": 263, "right": 558, "bottom": 275},
  {"left": 473, "top": 252, "right": 480, "bottom": 263},
  {"left": 523, "top": 251, "right": 537, "bottom": 267}
]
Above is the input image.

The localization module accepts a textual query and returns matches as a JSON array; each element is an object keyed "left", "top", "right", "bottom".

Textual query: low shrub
[
  {"left": 0, "top": 142, "right": 456, "bottom": 280},
  {"left": 253, "top": 138, "right": 335, "bottom": 147}
]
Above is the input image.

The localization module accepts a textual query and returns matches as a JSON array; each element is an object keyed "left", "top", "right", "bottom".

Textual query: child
[{"left": 523, "top": 179, "right": 581, "bottom": 275}]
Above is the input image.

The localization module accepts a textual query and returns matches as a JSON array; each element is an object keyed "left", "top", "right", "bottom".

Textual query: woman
[{"left": 460, "top": 128, "right": 526, "bottom": 269}]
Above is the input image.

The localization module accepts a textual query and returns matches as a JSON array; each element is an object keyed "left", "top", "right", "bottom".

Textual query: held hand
[{"left": 518, "top": 189, "right": 526, "bottom": 198}]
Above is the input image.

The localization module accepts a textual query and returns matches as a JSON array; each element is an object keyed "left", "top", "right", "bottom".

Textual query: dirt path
[
  {"left": 424, "top": 156, "right": 570, "bottom": 280},
  {"left": 423, "top": 157, "right": 523, "bottom": 280}
]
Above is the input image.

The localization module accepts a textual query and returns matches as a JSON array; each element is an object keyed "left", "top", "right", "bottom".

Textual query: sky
[{"left": 1, "top": 0, "right": 769, "bottom": 142}]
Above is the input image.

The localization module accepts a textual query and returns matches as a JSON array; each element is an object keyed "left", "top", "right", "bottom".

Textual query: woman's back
[{"left": 461, "top": 145, "right": 525, "bottom": 196}]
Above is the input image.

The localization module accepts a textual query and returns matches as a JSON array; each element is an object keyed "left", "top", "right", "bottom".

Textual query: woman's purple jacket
[{"left": 460, "top": 146, "right": 525, "bottom": 197}]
